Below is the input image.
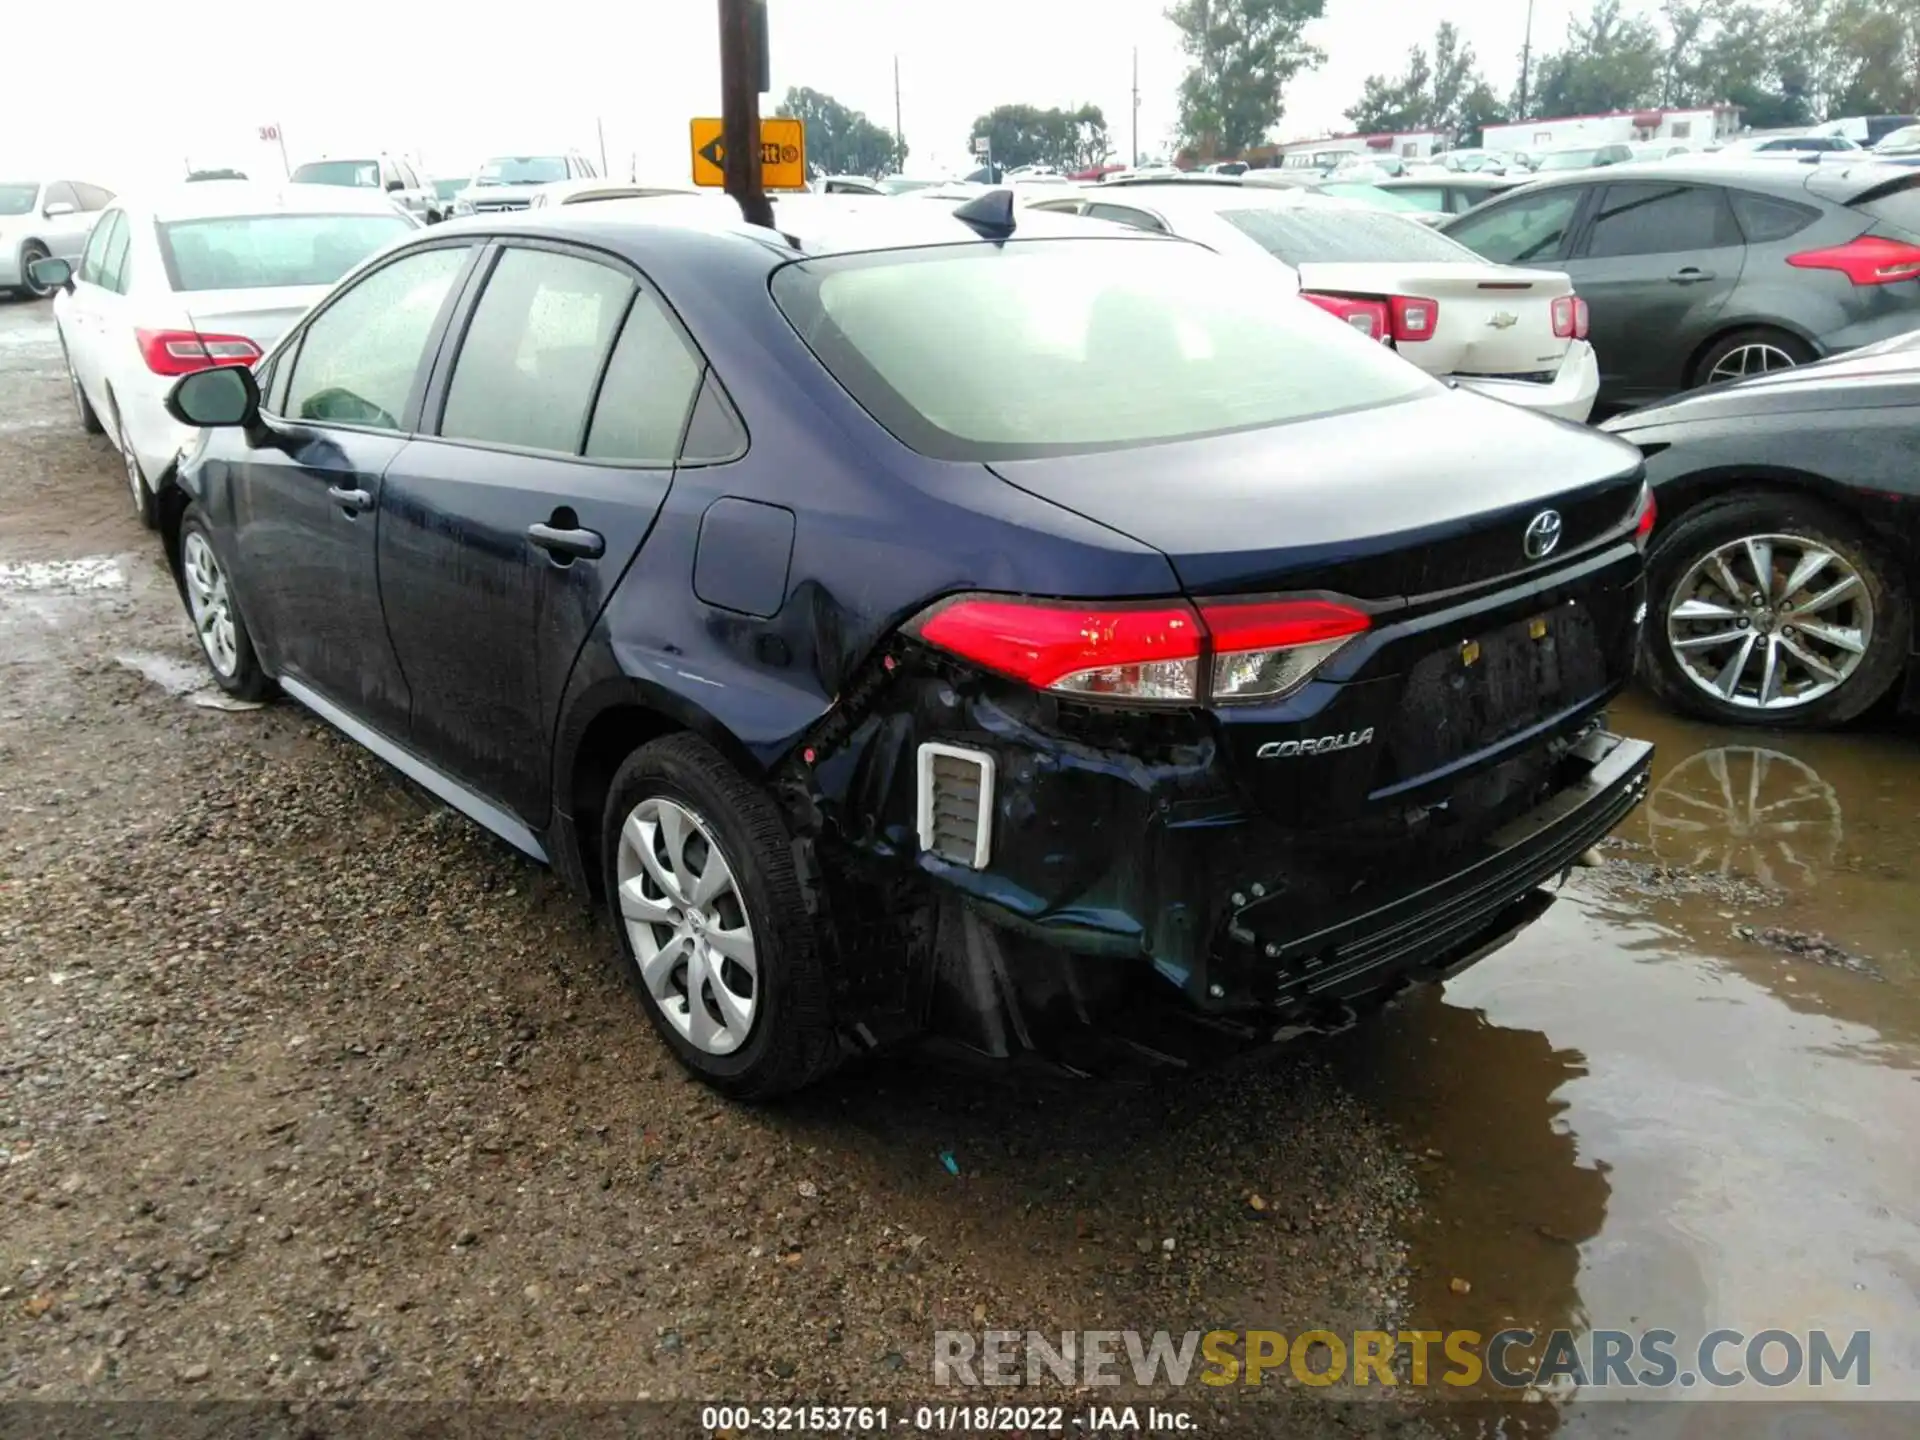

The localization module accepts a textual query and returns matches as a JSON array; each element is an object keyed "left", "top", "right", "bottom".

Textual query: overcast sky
[{"left": 5, "top": 0, "right": 1588, "bottom": 188}]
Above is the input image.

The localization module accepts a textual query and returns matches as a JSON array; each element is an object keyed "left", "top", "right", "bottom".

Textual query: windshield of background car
[
  {"left": 1875, "top": 126, "right": 1920, "bottom": 151},
  {"left": 1537, "top": 149, "right": 1601, "bottom": 170},
  {"left": 290, "top": 161, "right": 381, "bottom": 188},
  {"left": 434, "top": 179, "right": 465, "bottom": 199},
  {"left": 157, "top": 213, "right": 414, "bottom": 291},
  {"left": 476, "top": 156, "right": 568, "bottom": 186},
  {"left": 770, "top": 238, "right": 1433, "bottom": 461},
  {"left": 0, "top": 184, "right": 39, "bottom": 216},
  {"left": 1219, "top": 205, "right": 1485, "bottom": 264}
]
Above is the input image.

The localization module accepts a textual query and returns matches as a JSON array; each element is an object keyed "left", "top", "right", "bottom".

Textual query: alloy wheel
[
  {"left": 117, "top": 417, "right": 146, "bottom": 515},
  {"left": 1665, "top": 532, "right": 1872, "bottom": 712},
  {"left": 20, "top": 247, "right": 52, "bottom": 299},
  {"left": 614, "top": 796, "right": 758, "bottom": 1056},
  {"left": 67, "top": 361, "right": 88, "bottom": 425},
  {"left": 182, "top": 532, "right": 241, "bottom": 678},
  {"left": 1706, "top": 342, "right": 1798, "bottom": 383}
]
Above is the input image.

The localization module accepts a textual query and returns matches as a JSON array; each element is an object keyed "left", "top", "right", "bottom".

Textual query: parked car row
[{"left": 1, "top": 176, "right": 115, "bottom": 297}]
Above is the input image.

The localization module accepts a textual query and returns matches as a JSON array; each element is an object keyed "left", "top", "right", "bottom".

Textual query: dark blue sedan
[{"left": 157, "top": 193, "right": 1656, "bottom": 1097}]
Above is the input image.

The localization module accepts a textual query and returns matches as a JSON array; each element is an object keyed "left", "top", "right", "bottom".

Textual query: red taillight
[
  {"left": 1300, "top": 292, "right": 1391, "bottom": 342},
  {"left": 907, "top": 594, "right": 1371, "bottom": 704},
  {"left": 135, "top": 328, "right": 262, "bottom": 377},
  {"left": 1785, "top": 235, "right": 1920, "bottom": 286},
  {"left": 1550, "top": 295, "right": 1591, "bottom": 340},
  {"left": 1631, "top": 483, "right": 1657, "bottom": 549},
  {"left": 1389, "top": 295, "right": 1439, "bottom": 342}
]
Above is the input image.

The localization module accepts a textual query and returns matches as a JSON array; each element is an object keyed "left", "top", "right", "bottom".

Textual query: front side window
[
  {"left": 772, "top": 237, "right": 1433, "bottom": 462},
  {"left": 42, "top": 181, "right": 79, "bottom": 211},
  {"left": 440, "top": 247, "right": 635, "bottom": 454},
  {"left": 1583, "top": 183, "right": 1739, "bottom": 258},
  {"left": 475, "top": 156, "right": 570, "bottom": 186},
  {"left": 157, "top": 213, "right": 413, "bottom": 292},
  {"left": 290, "top": 160, "right": 382, "bottom": 188},
  {"left": 1223, "top": 204, "right": 1482, "bottom": 264},
  {"left": 585, "top": 289, "right": 705, "bottom": 463},
  {"left": 73, "top": 182, "right": 114, "bottom": 210},
  {"left": 1445, "top": 188, "right": 1584, "bottom": 264},
  {"left": 283, "top": 245, "right": 470, "bottom": 430}
]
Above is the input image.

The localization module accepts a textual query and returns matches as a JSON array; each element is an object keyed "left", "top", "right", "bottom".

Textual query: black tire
[
  {"left": 1640, "top": 494, "right": 1910, "bottom": 729},
  {"left": 59, "top": 330, "right": 104, "bottom": 434},
  {"left": 177, "top": 506, "right": 273, "bottom": 702},
  {"left": 1690, "top": 327, "right": 1815, "bottom": 389},
  {"left": 600, "top": 733, "right": 839, "bottom": 1099},
  {"left": 17, "top": 242, "right": 53, "bottom": 299},
  {"left": 113, "top": 401, "right": 158, "bottom": 529}
]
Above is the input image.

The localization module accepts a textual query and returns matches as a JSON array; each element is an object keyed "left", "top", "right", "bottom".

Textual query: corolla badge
[
  {"left": 1523, "top": 509, "right": 1563, "bottom": 561},
  {"left": 1257, "top": 728, "right": 1375, "bottom": 760}
]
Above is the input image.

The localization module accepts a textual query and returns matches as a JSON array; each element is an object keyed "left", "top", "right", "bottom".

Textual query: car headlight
[{"left": 453, "top": 197, "right": 474, "bottom": 216}]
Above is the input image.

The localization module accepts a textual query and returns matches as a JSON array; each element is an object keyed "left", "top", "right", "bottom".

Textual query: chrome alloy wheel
[
  {"left": 1665, "top": 533, "right": 1871, "bottom": 712},
  {"left": 66, "top": 359, "right": 88, "bottom": 424},
  {"left": 117, "top": 416, "right": 146, "bottom": 514},
  {"left": 615, "top": 796, "right": 758, "bottom": 1056},
  {"left": 1706, "top": 342, "right": 1798, "bottom": 383},
  {"left": 182, "top": 532, "right": 240, "bottom": 677}
]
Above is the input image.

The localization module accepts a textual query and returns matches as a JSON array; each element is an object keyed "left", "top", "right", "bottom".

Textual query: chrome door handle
[{"left": 327, "top": 485, "right": 373, "bottom": 514}]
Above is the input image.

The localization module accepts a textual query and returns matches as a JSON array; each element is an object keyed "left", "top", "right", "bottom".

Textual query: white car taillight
[{"left": 1552, "top": 295, "right": 1591, "bottom": 341}]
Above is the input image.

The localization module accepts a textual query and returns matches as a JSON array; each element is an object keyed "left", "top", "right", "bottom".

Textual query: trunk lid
[
  {"left": 1296, "top": 259, "right": 1576, "bottom": 377},
  {"left": 184, "top": 285, "right": 331, "bottom": 352}
]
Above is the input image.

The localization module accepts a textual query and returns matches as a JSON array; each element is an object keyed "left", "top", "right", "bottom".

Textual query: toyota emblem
[{"left": 1523, "top": 509, "right": 1563, "bottom": 561}]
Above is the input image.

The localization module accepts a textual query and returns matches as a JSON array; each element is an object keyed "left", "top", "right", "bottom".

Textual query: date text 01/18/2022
[{"left": 698, "top": 1404, "right": 1196, "bottom": 1431}]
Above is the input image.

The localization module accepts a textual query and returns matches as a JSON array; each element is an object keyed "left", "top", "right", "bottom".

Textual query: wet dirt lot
[{"left": 1, "top": 291, "right": 1916, "bottom": 1436}]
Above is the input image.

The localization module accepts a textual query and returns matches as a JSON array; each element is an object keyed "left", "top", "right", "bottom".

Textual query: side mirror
[
  {"left": 166, "top": 365, "right": 260, "bottom": 429},
  {"left": 385, "top": 177, "right": 404, "bottom": 192},
  {"left": 44, "top": 200, "right": 77, "bottom": 218},
  {"left": 28, "top": 256, "right": 73, "bottom": 292}
]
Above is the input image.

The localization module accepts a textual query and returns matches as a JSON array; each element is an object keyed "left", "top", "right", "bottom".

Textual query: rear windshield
[
  {"left": 158, "top": 213, "right": 413, "bottom": 292},
  {"left": 477, "top": 156, "right": 569, "bottom": 186},
  {"left": 290, "top": 160, "right": 381, "bottom": 188},
  {"left": 1315, "top": 182, "right": 1427, "bottom": 212},
  {"left": 771, "top": 238, "right": 1432, "bottom": 461},
  {"left": 1219, "top": 205, "right": 1483, "bottom": 264}
]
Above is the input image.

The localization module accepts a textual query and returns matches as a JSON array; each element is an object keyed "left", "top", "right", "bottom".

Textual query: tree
[
  {"left": 774, "top": 87, "right": 904, "bottom": 177},
  {"left": 967, "top": 104, "right": 1110, "bottom": 170},
  {"left": 1683, "top": 1, "right": 1815, "bottom": 128},
  {"left": 1529, "top": 0, "right": 1666, "bottom": 116},
  {"left": 1345, "top": 22, "right": 1508, "bottom": 144},
  {"left": 1168, "top": 0, "right": 1327, "bottom": 158},
  {"left": 1791, "top": 0, "right": 1919, "bottom": 117}
]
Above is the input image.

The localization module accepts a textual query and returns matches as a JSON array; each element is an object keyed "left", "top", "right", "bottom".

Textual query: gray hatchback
[{"left": 1439, "top": 158, "right": 1920, "bottom": 408}]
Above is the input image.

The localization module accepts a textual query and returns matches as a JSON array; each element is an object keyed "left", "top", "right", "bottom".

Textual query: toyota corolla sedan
[
  {"left": 35, "top": 182, "right": 418, "bottom": 526},
  {"left": 153, "top": 193, "right": 1655, "bottom": 1097}
]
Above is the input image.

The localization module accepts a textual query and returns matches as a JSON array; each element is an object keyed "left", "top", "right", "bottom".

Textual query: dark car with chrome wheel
[
  {"left": 1604, "top": 328, "right": 1920, "bottom": 727},
  {"left": 153, "top": 195, "right": 1655, "bottom": 1097}
]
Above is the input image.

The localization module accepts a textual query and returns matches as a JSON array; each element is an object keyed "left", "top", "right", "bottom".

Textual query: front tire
[
  {"left": 178, "top": 509, "right": 272, "bottom": 701},
  {"left": 1641, "top": 494, "right": 1909, "bottom": 728},
  {"left": 601, "top": 733, "right": 838, "bottom": 1099},
  {"left": 60, "top": 332, "right": 103, "bottom": 434},
  {"left": 17, "top": 242, "right": 52, "bottom": 299}
]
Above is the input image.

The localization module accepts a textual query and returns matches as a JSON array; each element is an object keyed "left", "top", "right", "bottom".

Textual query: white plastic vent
[{"left": 916, "top": 743, "right": 996, "bottom": 870}]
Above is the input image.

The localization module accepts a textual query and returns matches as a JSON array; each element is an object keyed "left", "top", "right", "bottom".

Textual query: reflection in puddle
[{"left": 1646, "top": 746, "right": 1843, "bottom": 889}]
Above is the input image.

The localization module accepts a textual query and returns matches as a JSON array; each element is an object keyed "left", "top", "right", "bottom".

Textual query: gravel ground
[{"left": 0, "top": 295, "right": 1439, "bottom": 1433}]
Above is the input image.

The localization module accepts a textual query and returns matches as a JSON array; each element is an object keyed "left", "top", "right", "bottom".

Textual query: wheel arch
[
  {"left": 1683, "top": 319, "right": 1823, "bottom": 389},
  {"left": 1650, "top": 463, "right": 1891, "bottom": 549}
]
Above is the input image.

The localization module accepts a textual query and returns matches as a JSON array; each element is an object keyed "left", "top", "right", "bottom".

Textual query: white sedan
[
  {"left": 1028, "top": 180, "right": 1601, "bottom": 422},
  {"left": 42, "top": 182, "right": 418, "bottom": 525}
]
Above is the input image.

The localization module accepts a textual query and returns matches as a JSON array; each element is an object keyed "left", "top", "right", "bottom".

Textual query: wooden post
[{"left": 718, "top": 0, "right": 773, "bottom": 227}]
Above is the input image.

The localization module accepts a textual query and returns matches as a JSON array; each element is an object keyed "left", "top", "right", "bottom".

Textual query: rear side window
[
  {"left": 1221, "top": 205, "right": 1482, "bottom": 264},
  {"left": 78, "top": 210, "right": 118, "bottom": 284},
  {"left": 98, "top": 212, "right": 132, "bottom": 294},
  {"left": 1729, "top": 189, "right": 1821, "bottom": 243},
  {"left": 441, "top": 247, "right": 635, "bottom": 454},
  {"left": 157, "top": 213, "right": 413, "bottom": 291},
  {"left": 1442, "top": 188, "right": 1583, "bottom": 263},
  {"left": 1582, "top": 183, "right": 1741, "bottom": 258},
  {"left": 584, "top": 290, "right": 704, "bottom": 463},
  {"left": 771, "top": 238, "right": 1432, "bottom": 462}
]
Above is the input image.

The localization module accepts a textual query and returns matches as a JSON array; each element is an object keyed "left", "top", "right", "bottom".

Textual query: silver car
[
  {"left": 1, "top": 177, "right": 114, "bottom": 297},
  {"left": 288, "top": 154, "right": 443, "bottom": 224}
]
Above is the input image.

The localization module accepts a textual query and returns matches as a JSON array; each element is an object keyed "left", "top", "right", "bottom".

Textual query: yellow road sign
[{"left": 690, "top": 117, "right": 807, "bottom": 189}]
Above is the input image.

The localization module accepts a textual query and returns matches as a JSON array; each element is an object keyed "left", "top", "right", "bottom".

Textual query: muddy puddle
[{"left": 1335, "top": 693, "right": 1920, "bottom": 1430}]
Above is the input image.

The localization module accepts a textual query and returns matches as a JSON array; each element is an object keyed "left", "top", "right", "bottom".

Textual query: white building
[
  {"left": 1259, "top": 130, "right": 1447, "bottom": 170},
  {"left": 1482, "top": 105, "right": 1743, "bottom": 153}
]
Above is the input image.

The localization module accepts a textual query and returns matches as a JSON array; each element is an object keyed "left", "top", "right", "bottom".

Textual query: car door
[
  {"left": 68, "top": 210, "right": 132, "bottom": 413},
  {"left": 234, "top": 240, "right": 479, "bottom": 735},
  {"left": 61, "top": 209, "right": 119, "bottom": 403},
  {"left": 1559, "top": 181, "right": 1746, "bottom": 400},
  {"left": 376, "top": 240, "right": 707, "bottom": 824}
]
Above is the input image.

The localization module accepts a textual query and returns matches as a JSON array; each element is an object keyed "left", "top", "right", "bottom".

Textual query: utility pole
[
  {"left": 596, "top": 116, "right": 609, "bottom": 177},
  {"left": 1131, "top": 46, "right": 1140, "bottom": 166},
  {"left": 718, "top": 0, "right": 773, "bottom": 227},
  {"left": 1518, "top": 0, "right": 1537, "bottom": 119},
  {"left": 894, "top": 54, "right": 904, "bottom": 171}
]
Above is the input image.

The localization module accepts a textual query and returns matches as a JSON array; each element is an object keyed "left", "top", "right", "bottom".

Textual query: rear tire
[
  {"left": 1691, "top": 327, "right": 1814, "bottom": 389},
  {"left": 113, "top": 402, "right": 158, "bottom": 529},
  {"left": 1640, "top": 494, "right": 1909, "bottom": 728},
  {"left": 600, "top": 733, "right": 839, "bottom": 1100},
  {"left": 59, "top": 331, "right": 103, "bottom": 434},
  {"left": 178, "top": 507, "right": 272, "bottom": 702}
]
